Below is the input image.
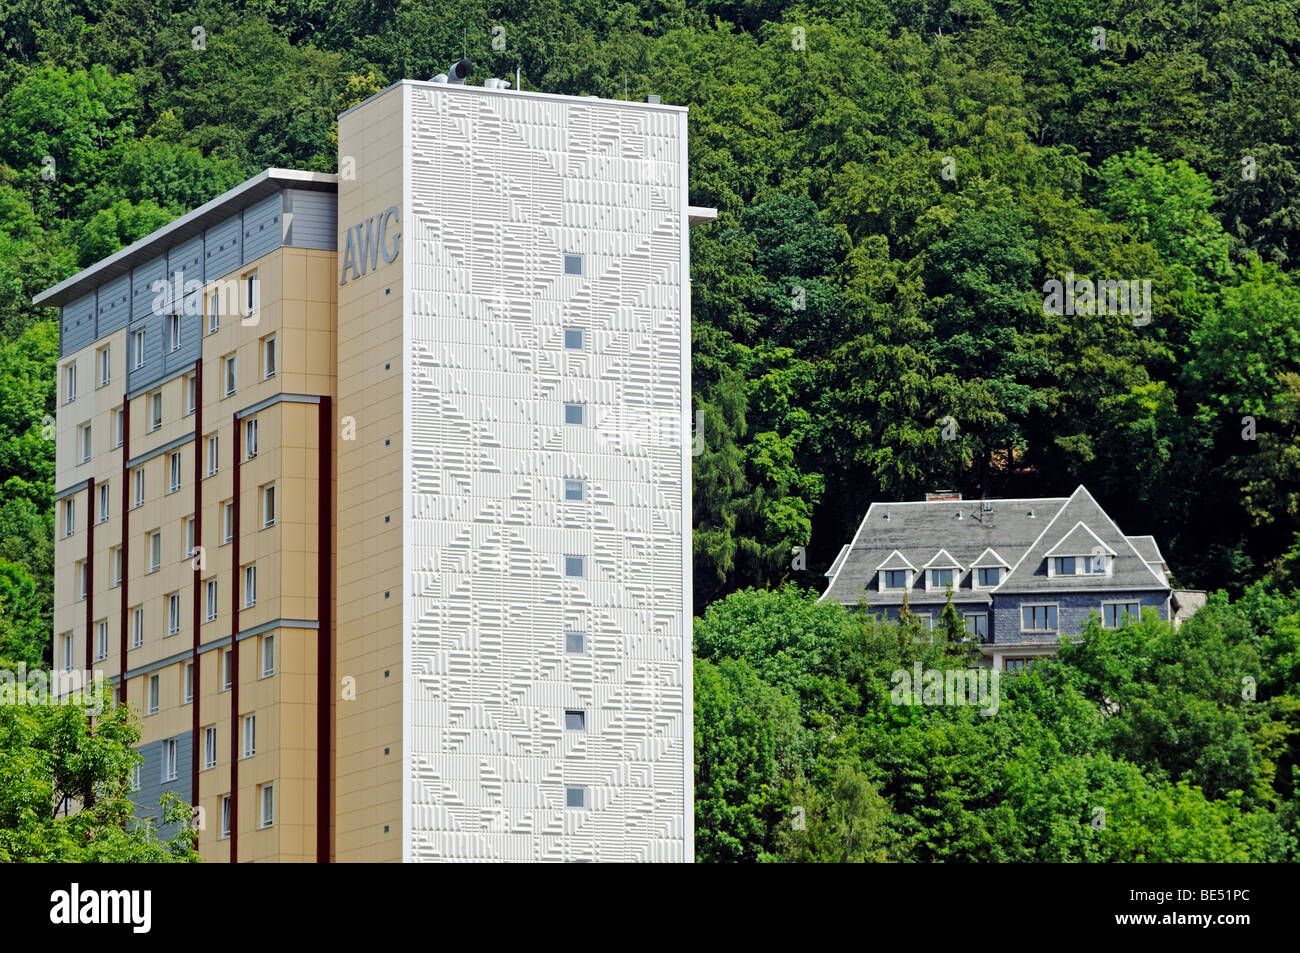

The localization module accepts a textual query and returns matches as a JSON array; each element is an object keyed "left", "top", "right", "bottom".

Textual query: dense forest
[{"left": 0, "top": 0, "right": 1297, "bottom": 860}]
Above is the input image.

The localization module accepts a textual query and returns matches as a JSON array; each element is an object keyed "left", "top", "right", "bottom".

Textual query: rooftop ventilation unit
[{"left": 431, "top": 58, "right": 473, "bottom": 84}]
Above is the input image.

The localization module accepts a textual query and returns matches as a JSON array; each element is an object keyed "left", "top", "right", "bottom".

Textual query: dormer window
[
  {"left": 977, "top": 567, "right": 1002, "bottom": 587},
  {"left": 883, "top": 570, "right": 909, "bottom": 590},
  {"left": 1053, "top": 556, "right": 1075, "bottom": 576},
  {"left": 929, "top": 568, "right": 954, "bottom": 589},
  {"left": 921, "top": 549, "right": 962, "bottom": 590},
  {"left": 1052, "top": 554, "right": 1111, "bottom": 576}
]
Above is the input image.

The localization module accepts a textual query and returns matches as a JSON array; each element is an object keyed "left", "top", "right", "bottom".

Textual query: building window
[
  {"left": 113, "top": 407, "right": 124, "bottom": 447},
  {"left": 260, "top": 634, "right": 274, "bottom": 678},
  {"left": 563, "top": 555, "right": 585, "bottom": 579},
  {"left": 964, "top": 613, "right": 988, "bottom": 640},
  {"left": 565, "top": 630, "right": 586, "bottom": 654},
  {"left": 207, "top": 434, "right": 218, "bottom": 476},
  {"left": 60, "top": 632, "right": 73, "bottom": 672},
  {"left": 220, "top": 795, "right": 231, "bottom": 838},
  {"left": 565, "top": 786, "right": 587, "bottom": 809},
  {"left": 111, "top": 546, "right": 122, "bottom": 587},
  {"left": 244, "top": 565, "right": 257, "bottom": 607},
  {"left": 132, "top": 607, "right": 143, "bottom": 648},
  {"left": 63, "top": 498, "right": 75, "bottom": 537},
  {"left": 929, "top": 568, "right": 954, "bottom": 589},
  {"left": 244, "top": 273, "right": 259, "bottom": 316},
  {"left": 563, "top": 327, "right": 584, "bottom": 350},
  {"left": 206, "top": 580, "right": 218, "bottom": 622},
  {"left": 208, "top": 291, "right": 220, "bottom": 334},
  {"left": 224, "top": 354, "right": 237, "bottom": 396},
  {"left": 133, "top": 468, "right": 145, "bottom": 508},
  {"left": 1004, "top": 657, "right": 1036, "bottom": 673},
  {"left": 169, "top": 451, "right": 182, "bottom": 492},
  {"left": 883, "top": 569, "right": 908, "bottom": 590},
  {"left": 977, "top": 567, "right": 1002, "bottom": 587},
  {"left": 150, "top": 391, "right": 162, "bottom": 431},
  {"left": 162, "top": 738, "right": 177, "bottom": 781},
  {"left": 1052, "top": 556, "right": 1076, "bottom": 576},
  {"left": 222, "top": 648, "right": 232, "bottom": 691},
  {"left": 1103, "top": 602, "right": 1141, "bottom": 628},
  {"left": 262, "top": 335, "right": 276, "bottom": 379},
  {"left": 1021, "top": 604, "right": 1059, "bottom": 632},
  {"left": 563, "top": 479, "right": 584, "bottom": 502},
  {"left": 186, "top": 374, "right": 197, "bottom": 415},
  {"left": 98, "top": 346, "right": 111, "bottom": 386},
  {"left": 245, "top": 417, "right": 258, "bottom": 458},
  {"left": 243, "top": 714, "right": 256, "bottom": 758},
  {"left": 259, "top": 783, "right": 274, "bottom": 828},
  {"left": 168, "top": 315, "right": 181, "bottom": 352},
  {"left": 75, "top": 560, "right": 86, "bottom": 601},
  {"left": 64, "top": 362, "right": 77, "bottom": 403},
  {"left": 563, "top": 253, "right": 583, "bottom": 276},
  {"left": 148, "top": 531, "right": 161, "bottom": 572},
  {"left": 129, "top": 764, "right": 141, "bottom": 793},
  {"left": 204, "top": 726, "right": 217, "bottom": 770},
  {"left": 96, "top": 620, "right": 108, "bottom": 660},
  {"left": 147, "top": 674, "right": 160, "bottom": 715},
  {"left": 98, "top": 482, "right": 109, "bottom": 522},
  {"left": 222, "top": 500, "right": 234, "bottom": 543},
  {"left": 184, "top": 516, "right": 195, "bottom": 561},
  {"left": 133, "top": 328, "right": 146, "bottom": 369},
  {"left": 167, "top": 593, "right": 180, "bottom": 635},
  {"left": 79, "top": 423, "right": 92, "bottom": 463},
  {"left": 261, "top": 483, "right": 275, "bottom": 528},
  {"left": 564, "top": 710, "right": 586, "bottom": 731},
  {"left": 563, "top": 403, "right": 585, "bottom": 426},
  {"left": 182, "top": 661, "right": 194, "bottom": 704},
  {"left": 1082, "top": 554, "right": 1109, "bottom": 574},
  {"left": 914, "top": 613, "right": 934, "bottom": 632}
]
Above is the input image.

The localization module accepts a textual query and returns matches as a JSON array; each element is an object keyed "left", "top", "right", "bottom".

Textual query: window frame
[
  {"left": 563, "top": 555, "right": 586, "bottom": 579},
  {"left": 132, "top": 328, "right": 146, "bottom": 369},
  {"left": 1102, "top": 601, "right": 1141, "bottom": 628},
  {"left": 204, "top": 726, "right": 217, "bottom": 770},
  {"left": 132, "top": 607, "right": 143, "bottom": 648},
  {"left": 563, "top": 327, "right": 584, "bottom": 350},
  {"left": 167, "top": 592, "right": 180, "bottom": 635},
  {"left": 243, "top": 713, "right": 256, "bottom": 758},
  {"left": 147, "top": 673, "right": 160, "bottom": 715},
  {"left": 260, "top": 634, "right": 275, "bottom": 678},
  {"left": 244, "top": 564, "right": 257, "bottom": 607},
  {"left": 883, "top": 569, "right": 908, "bottom": 590},
  {"left": 1020, "top": 603, "right": 1059, "bottom": 632},
  {"left": 98, "top": 346, "right": 111, "bottom": 387},
  {"left": 563, "top": 402, "right": 585, "bottom": 426},
  {"left": 223, "top": 354, "right": 237, "bottom": 397}
]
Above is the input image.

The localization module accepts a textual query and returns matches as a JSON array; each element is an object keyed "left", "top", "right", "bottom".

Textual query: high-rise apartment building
[{"left": 36, "top": 75, "right": 710, "bottom": 862}]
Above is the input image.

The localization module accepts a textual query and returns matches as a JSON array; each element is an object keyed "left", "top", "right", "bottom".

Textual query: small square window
[
  {"left": 563, "top": 555, "right": 585, "bottom": 579},
  {"left": 564, "top": 403, "right": 585, "bottom": 426},
  {"left": 564, "top": 710, "right": 586, "bottom": 731},
  {"left": 563, "top": 254, "right": 583, "bottom": 276},
  {"left": 565, "top": 786, "right": 587, "bottom": 809},
  {"left": 563, "top": 327, "right": 584, "bottom": 350},
  {"left": 565, "top": 630, "right": 586, "bottom": 654},
  {"left": 564, "top": 479, "right": 584, "bottom": 502}
]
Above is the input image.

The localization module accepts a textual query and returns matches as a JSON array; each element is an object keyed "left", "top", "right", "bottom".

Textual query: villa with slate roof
[{"left": 820, "top": 486, "right": 1200, "bottom": 670}]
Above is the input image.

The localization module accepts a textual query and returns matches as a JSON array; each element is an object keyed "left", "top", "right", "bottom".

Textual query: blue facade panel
[
  {"left": 96, "top": 274, "right": 130, "bottom": 337},
  {"left": 285, "top": 188, "right": 337, "bottom": 250},
  {"left": 242, "top": 192, "right": 283, "bottom": 262},
  {"left": 131, "top": 254, "right": 167, "bottom": 320},
  {"left": 204, "top": 215, "right": 242, "bottom": 280},
  {"left": 126, "top": 314, "right": 165, "bottom": 394},
  {"left": 61, "top": 293, "right": 96, "bottom": 357},
  {"left": 132, "top": 729, "right": 192, "bottom": 841}
]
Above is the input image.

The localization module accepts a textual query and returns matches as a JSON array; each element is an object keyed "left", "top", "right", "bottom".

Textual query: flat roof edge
[
  {"left": 33, "top": 168, "right": 338, "bottom": 308},
  {"left": 338, "top": 78, "right": 690, "bottom": 121}
]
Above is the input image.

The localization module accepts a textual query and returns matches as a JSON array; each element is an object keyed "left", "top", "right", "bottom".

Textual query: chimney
[{"left": 925, "top": 490, "right": 961, "bottom": 502}]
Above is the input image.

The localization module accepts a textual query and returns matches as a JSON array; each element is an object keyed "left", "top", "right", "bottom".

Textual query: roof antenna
[{"left": 516, "top": 65, "right": 521, "bottom": 91}]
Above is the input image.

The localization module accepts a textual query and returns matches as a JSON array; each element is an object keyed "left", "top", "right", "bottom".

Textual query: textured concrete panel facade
[{"left": 400, "top": 84, "right": 691, "bottom": 862}]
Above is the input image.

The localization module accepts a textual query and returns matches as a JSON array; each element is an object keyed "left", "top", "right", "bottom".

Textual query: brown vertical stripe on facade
[
  {"left": 229, "top": 410, "right": 241, "bottom": 863},
  {"left": 119, "top": 400, "right": 130, "bottom": 704},
  {"left": 191, "top": 359, "right": 203, "bottom": 815},
  {"left": 317, "top": 396, "right": 332, "bottom": 863},
  {"left": 84, "top": 477, "right": 95, "bottom": 673}
]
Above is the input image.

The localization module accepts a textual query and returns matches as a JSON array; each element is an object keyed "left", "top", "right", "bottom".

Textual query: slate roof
[{"left": 822, "top": 486, "right": 1170, "bottom": 607}]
